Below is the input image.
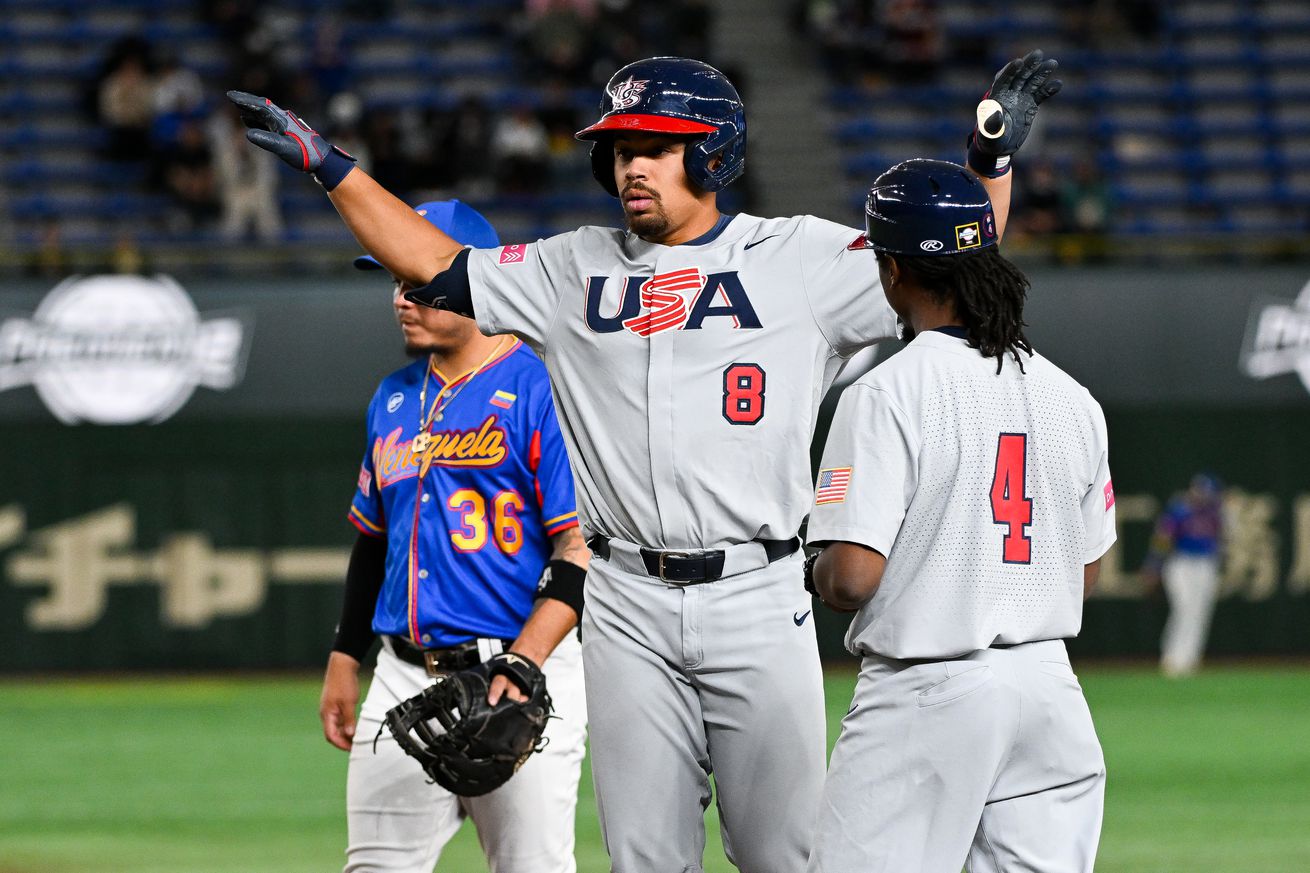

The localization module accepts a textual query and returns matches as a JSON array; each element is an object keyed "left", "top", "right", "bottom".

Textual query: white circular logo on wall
[{"left": 0, "top": 275, "right": 251, "bottom": 424}]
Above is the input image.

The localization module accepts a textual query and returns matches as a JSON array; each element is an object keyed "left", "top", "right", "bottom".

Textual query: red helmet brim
[{"left": 575, "top": 113, "right": 719, "bottom": 140}]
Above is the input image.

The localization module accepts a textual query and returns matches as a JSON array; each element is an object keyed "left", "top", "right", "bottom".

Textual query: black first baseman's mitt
[{"left": 383, "top": 652, "right": 552, "bottom": 796}]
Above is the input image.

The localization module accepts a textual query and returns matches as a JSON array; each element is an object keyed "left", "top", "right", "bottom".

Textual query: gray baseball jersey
[
  {"left": 465, "top": 212, "right": 893, "bottom": 871},
  {"left": 808, "top": 329, "right": 1117, "bottom": 659},
  {"left": 806, "top": 330, "right": 1112, "bottom": 873},
  {"left": 467, "top": 214, "right": 896, "bottom": 548}
]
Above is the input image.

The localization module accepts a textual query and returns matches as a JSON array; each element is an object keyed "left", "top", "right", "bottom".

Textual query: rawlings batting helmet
[
  {"left": 575, "top": 56, "right": 746, "bottom": 196},
  {"left": 354, "top": 199, "right": 499, "bottom": 270},
  {"left": 859, "top": 159, "right": 998, "bottom": 257}
]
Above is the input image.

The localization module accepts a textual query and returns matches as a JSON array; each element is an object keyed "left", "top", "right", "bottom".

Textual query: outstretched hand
[
  {"left": 226, "top": 90, "right": 337, "bottom": 172},
  {"left": 973, "top": 49, "right": 1063, "bottom": 158}
]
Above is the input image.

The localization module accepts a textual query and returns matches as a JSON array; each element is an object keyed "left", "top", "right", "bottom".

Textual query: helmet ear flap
[{"left": 590, "top": 141, "right": 619, "bottom": 197}]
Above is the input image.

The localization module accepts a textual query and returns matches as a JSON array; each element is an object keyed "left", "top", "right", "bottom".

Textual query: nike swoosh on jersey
[
  {"left": 744, "top": 235, "right": 780, "bottom": 250},
  {"left": 793, "top": 610, "right": 811, "bottom": 626}
]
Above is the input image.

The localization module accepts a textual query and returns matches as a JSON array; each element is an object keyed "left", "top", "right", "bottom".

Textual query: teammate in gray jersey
[
  {"left": 229, "top": 50, "right": 1061, "bottom": 872},
  {"left": 805, "top": 160, "right": 1113, "bottom": 873}
]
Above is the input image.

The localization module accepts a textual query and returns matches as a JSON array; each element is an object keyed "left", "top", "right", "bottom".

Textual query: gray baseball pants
[
  {"left": 582, "top": 550, "right": 826, "bottom": 873},
  {"left": 809, "top": 639, "right": 1105, "bottom": 873}
]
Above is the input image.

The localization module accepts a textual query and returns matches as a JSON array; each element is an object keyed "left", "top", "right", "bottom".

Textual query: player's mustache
[{"left": 621, "top": 184, "right": 659, "bottom": 203}]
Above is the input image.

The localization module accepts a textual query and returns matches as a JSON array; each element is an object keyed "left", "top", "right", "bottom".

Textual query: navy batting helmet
[
  {"left": 575, "top": 56, "right": 746, "bottom": 196},
  {"left": 859, "top": 159, "right": 998, "bottom": 257}
]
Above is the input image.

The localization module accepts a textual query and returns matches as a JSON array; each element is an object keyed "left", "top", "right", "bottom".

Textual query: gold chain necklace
[{"left": 412, "top": 337, "right": 509, "bottom": 454}]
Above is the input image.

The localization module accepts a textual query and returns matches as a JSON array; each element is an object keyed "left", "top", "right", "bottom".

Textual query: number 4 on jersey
[{"left": 990, "top": 433, "right": 1033, "bottom": 563}]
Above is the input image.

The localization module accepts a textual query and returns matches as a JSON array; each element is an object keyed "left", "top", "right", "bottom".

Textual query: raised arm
[
  {"left": 327, "top": 170, "right": 463, "bottom": 286},
  {"left": 963, "top": 49, "right": 1063, "bottom": 240},
  {"left": 226, "top": 90, "right": 464, "bottom": 286}
]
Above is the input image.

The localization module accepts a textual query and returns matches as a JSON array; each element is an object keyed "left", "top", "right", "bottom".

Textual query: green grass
[{"left": 1, "top": 667, "right": 1307, "bottom": 872}]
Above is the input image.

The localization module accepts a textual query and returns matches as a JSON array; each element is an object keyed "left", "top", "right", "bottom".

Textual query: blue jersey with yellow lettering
[{"left": 348, "top": 340, "right": 579, "bottom": 646}]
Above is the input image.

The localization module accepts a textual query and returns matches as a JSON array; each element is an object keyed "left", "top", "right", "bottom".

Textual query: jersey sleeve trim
[
  {"left": 349, "top": 506, "right": 385, "bottom": 537},
  {"left": 543, "top": 511, "right": 579, "bottom": 535}
]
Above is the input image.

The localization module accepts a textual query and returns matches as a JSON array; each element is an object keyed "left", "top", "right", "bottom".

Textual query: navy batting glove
[
  {"left": 967, "top": 49, "right": 1063, "bottom": 176},
  {"left": 225, "top": 90, "right": 357, "bottom": 190}
]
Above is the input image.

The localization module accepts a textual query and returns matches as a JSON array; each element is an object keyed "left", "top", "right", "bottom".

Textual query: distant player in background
[
  {"left": 1144, "top": 473, "right": 1225, "bottom": 678},
  {"left": 805, "top": 160, "right": 1113, "bottom": 873},
  {"left": 317, "top": 200, "right": 590, "bottom": 873}
]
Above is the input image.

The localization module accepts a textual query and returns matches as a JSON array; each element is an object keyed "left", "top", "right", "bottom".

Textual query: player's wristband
[
  {"left": 966, "top": 132, "right": 1011, "bottom": 179},
  {"left": 535, "top": 559, "right": 586, "bottom": 618},
  {"left": 313, "top": 146, "right": 358, "bottom": 192}
]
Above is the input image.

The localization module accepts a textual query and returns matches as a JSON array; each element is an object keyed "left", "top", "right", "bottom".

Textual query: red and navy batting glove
[
  {"left": 966, "top": 49, "right": 1062, "bottom": 178},
  {"left": 226, "top": 90, "right": 357, "bottom": 190}
]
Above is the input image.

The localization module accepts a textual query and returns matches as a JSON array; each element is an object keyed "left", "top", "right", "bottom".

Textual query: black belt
[
  {"left": 587, "top": 535, "right": 800, "bottom": 584},
  {"left": 386, "top": 636, "right": 512, "bottom": 673}
]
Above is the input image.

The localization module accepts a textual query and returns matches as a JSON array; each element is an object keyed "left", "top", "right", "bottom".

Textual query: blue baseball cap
[{"left": 353, "top": 199, "right": 500, "bottom": 270}]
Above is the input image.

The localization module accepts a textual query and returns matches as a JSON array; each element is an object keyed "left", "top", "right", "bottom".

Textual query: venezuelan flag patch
[{"left": 490, "top": 389, "right": 517, "bottom": 409}]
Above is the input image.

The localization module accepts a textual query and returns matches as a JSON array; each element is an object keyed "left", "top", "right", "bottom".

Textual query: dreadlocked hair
[{"left": 893, "top": 247, "right": 1034, "bottom": 374}]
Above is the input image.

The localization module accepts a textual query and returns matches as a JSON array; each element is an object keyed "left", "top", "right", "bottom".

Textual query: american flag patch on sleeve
[{"left": 815, "top": 467, "right": 852, "bottom": 505}]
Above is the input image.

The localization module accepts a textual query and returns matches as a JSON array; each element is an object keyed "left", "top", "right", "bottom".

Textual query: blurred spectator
[
  {"left": 211, "top": 111, "right": 283, "bottom": 243},
  {"left": 801, "top": 1, "right": 878, "bottom": 83},
  {"left": 154, "top": 52, "right": 204, "bottom": 119},
  {"left": 324, "top": 92, "right": 372, "bottom": 176},
  {"left": 157, "top": 118, "right": 220, "bottom": 230},
  {"left": 110, "top": 231, "right": 147, "bottom": 274},
  {"left": 433, "top": 97, "right": 495, "bottom": 196},
  {"left": 98, "top": 46, "right": 156, "bottom": 162},
  {"left": 880, "top": 0, "right": 944, "bottom": 83},
  {"left": 1061, "top": 159, "right": 1111, "bottom": 233},
  {"left": 27, "top": 220, "right": 71, "bottom": 279},
  {"left": 309, "top": 18, "right": 352, "bottom": 100},
  {"left": 590, "top": 1, "right": 646, "bottom": 79},
  {"left": 1012, "top": 158, "right": 1064, "bottom": 239},
  {"left": 524, "top": 0, "right": 597, "bottom": 86},
  {"left": 539, "top": 78, "right": 586, "bottom": 155},
  {"left": 151, "top": 52, "right": 207, "bottom": 155},
  {"left": 212, "top": 1, "right": 297, "bottom": 109},
  {"left": 362, "top": 110, "right": 411, "bottom": 200},
  {"left": 1143, "top": 474, "right": 1226, "bottom": 678},
  {"left": 493, "top": 106, "right": 552, "bottom": 194},
  {"left": 202, "top": 0, "right": 260, "bottom": 47},
  {"left": 1062, "top": 0, "right": 1162, "bottom": 50}
]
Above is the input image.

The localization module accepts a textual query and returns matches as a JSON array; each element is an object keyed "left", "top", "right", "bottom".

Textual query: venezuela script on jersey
[{"left": 349, "top": 341, "right": 578, "bottom": 647}]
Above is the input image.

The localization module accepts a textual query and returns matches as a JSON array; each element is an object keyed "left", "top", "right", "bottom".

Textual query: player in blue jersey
[
  {"left": 318, "top": 200, "right": 590, "bottom": 873},
  {"left": 1144, "top": 473, "right": 1226, "bottom": 678}
]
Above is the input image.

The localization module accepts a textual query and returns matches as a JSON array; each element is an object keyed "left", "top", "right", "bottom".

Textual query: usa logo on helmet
[{"left": 608, "top": 76, "right": 649, "bottom": 110}]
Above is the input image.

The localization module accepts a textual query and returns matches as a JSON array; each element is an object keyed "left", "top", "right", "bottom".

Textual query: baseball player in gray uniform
[
  {"left": 228, "top": 50, "right": 1061, "bottom": 872},
  {"left": 805, "top": 159, "right": 1114, "bottom": 873}
]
